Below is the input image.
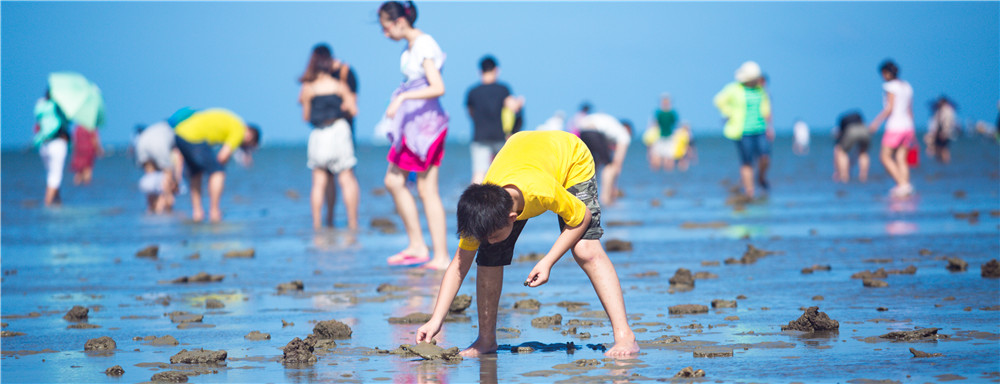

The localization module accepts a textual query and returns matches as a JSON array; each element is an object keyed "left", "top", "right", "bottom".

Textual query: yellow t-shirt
[
  {"left": 174, "top": 109, "right": 247, "bottom": 149},
  {"left": 458, "top": 131, "right": 596, "bottom": 251}
]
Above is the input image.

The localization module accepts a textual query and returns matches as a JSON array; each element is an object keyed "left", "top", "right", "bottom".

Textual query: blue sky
[{"left": 2, "top": 1, "right": 997, "bottom": 148}]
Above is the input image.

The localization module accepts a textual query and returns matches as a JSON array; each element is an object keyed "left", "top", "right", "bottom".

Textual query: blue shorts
[
  {"left": 175, "top": 136, "right": 224, "bottom": 175},
  {"left": 735, "top": 133, "right": 770, "bottom": 166}
]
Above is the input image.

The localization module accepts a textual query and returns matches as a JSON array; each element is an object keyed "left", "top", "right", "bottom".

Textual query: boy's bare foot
[
  {"left": 209, "top": 208, "right": 222, "bottom": 223},
  {"left": 604, "top": 340, "right": 640, "bottom": 358},
  {"left": 192, "top": 208, "right": 205, "bottom": 222},
  {"left": 459, "top": 338, "right": 498, "bottom": 357}
]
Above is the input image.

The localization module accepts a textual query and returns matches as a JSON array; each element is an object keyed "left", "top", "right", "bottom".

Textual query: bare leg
[
  {"left": 940, "top": 147, "right": 951, "bottom": 164},
  {"left": 858, "top": 151, "right": 870, "bottom": 182},
  {"left": 757, "top": 155, "right": 770, "bottom": 191},
  {"left": 880, "top": 146, "right": 904, "bottom": 188},
  {"left": 647, "top": 148, "right": 660, "bottom": 171},
  {"left": 325, "top": 171, "right": 336, "bottom": 227},
  {"left": 417, "top": 166, "right": 449, "bottom": 270},
  {"left": 571, "top": 239, "right": 639, "bottom": 358},
  {"left": 893, "top": 146, "right": 910, "bottom": 188},
  {"left": 461, "top": 265, "right": 503, "bottom": 357},
  {"left": 44, "top": 188, "right": 61, "bottom": 207},
  {"left": 337, "top": 168, "right": 360, "bottom": 231},
  {"left": 311, "top": 169, "right": 330, "bottom": 229},
  {"left": 599, "top": 165, "right": 617, "bottom": 205},
  {"left": 740, "top": 165, "right": 755, "bottom": 198},
  {"left": 189, "top": 173, "right": 204, "bottom": 222},
  {"left": 207, "top": 171, "right": 225, "bottom": 222},
  {"left": 82, "top": 167, "right": 93, "bottom": 185},
  {"left": 663, "top": 157, "right": 675, "bottom": 172},
  {"left": 385, "top": 165, "right": 429, "bottom": 260},
  {"left": 146, "top": 194, "right": 158, "bottom": 213},
  {"left": 833, "top": 146, "right": 849, "bottom": 182}
]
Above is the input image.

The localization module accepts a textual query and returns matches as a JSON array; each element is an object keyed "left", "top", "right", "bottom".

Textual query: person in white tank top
[{"left": 869, "top": 60, "right": 915, "bottom": 197}]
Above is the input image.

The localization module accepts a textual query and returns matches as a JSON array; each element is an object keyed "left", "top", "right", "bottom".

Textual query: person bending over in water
[{"left": 415, "top": 130, "right": 640, "bottom": 358}]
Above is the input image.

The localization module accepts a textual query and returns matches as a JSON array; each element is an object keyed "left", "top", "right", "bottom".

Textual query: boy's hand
[
  {"left": 525, "top": 262, "right": 552, "bottom": 287},
  {"left": 415, "top": 320, "right": 442, "bottom": 343}
]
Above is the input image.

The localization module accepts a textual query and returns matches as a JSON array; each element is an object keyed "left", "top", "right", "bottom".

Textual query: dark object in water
[
  {"left": 880, "top": 328, "right": 947, "bottom": 341},
  {"left": 449, "top": 294, "right": 472, "bottom": 313},
  {"left": 781, "top": 307, "right": 839, "bottom": 332},
  {"left": 909, "top": 347, "right": 943, "bottom": 357},
  {"left": 982, "top": 259, "right": 1000, "bottom": 278},
  {"left": 63, "top": 306, "right": 89, "bottom": 322},
  {"left": 104, "top": 365, "right": 125, "bottom": 376},
  {"left": 223, "top": 248, "right": 255, "bottom": 258},
  {"left": 313, "top": 319, "right": 352, "bottom": 339},
  {"left": 84, "top": 336, "right": 116, "bottom": 351},
  {"left": 136, "top": 245, "right": 159, "bottom": 259},
  {"left": 605, "top": 239, "right": 633, "bottom": 252},
  {"left": 169, "top": 348, "right": 227, "bottom": 364},
  {"left": 150, "top": 371, "right": 188, "bottom": 383},
  {"left": 280, "top": 337, "right": 317, "bottom": 365},
  {"left": 946, "top": 257, "right": 968, "bottom": 272},
  {"left": 674, "top": 366, "right": 706, "bottom": 377}
]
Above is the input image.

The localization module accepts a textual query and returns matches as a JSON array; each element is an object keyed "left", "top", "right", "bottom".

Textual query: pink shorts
[
  {"left": 882, "top": 129, "right": 915, "bottom": 149},
  {"left": 387, "top": 129, "right": 447, "bottom": 172}
]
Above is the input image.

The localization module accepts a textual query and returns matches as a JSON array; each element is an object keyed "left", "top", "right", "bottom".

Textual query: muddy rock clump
[
  {"left": 910, "top": 347, "right": 943, "bottom": 357},
  {"left": 674, "top": 366, "right": 706, "bottom": 378},
  {"left": 605, "top": 239, "right": 632, "bottom": 252},
  {"left": 449, "top": 294, "right": 472, "bottom": 313},
  {"left": 314, "top": 319, "right": 352, "bottom": 339},
  {"left": 84, "top": 336, "right": 116, "bottom": 351},
  {"left": 104, "top": 365, "right": 125, "bottom": 376},
  {"left": 982, "top": 259, "right": 1000, "bottom": 278},
  {"left": 801, "top": 265, "right": 832, "bottom": 274},
  {"left": 245, "top": 331, "right": 270, "bottom": 341},
  {"left": 136, "top": 245, "right": 159, "bottom": 259},
  {"left": 223, "top": 248, "right": 255, "bottom": 258},
  {"left": 514, "top": 299, "right": 541, "bottom": 310},
  {"left": 712, "top": 299, "right": 737, "bottom": 308},
  {"left": 781, "top": 307, "right": 839, "bottom": 332},
  {"left": 388, "top": 312, "right": 432, "bottom": 324},
  {"left": 946, "top": 257, "right": 968, "bottom": 272},
  {"left": 668, "top": 268, "right": 695, "bottom": 290},
  {"left": 135, "top": 335, "right": 179, "bottom": 346},
  {"left": 531, "top": 314, "right": 562, "bottom": 327},
  {"left": 370, "top": 217, "right": 398, "bottom": 234},
  {"left": 376, "top": 283, "right": 408, "bottom": 293},
  {"left": 169, "top": 348, "right": 227, "bottom": 364},
  {"left": 151, "top": 371, "right": 188, "bottom": 383},
  {"left": 63, "top": 305, "right": 89, "bottom": 322},
  {"left": 556, "top": 301, "right": 589, "bottom": 312},
  {"left": 725, "top": 244, "right": 776, "bottom": 265},
  {"left": 276, "top": 280, "right": 304, "bottom": 294},
  {"left": 880, "top": 328, "right": 946, "bottom": 341},
  {"left": 165, "top": 311, "right": 203, "bottom": 324},
  {"left": 863, "top": 279, "right": 889, "bottom": 288},
  {"left": 403, "top": 341, "right": 462, "bottom": 362},
  {"left": 170, "top": 272, "right": 224, "bottom": 284},
  {"left": 669, "top": 304, "right": 709, "bottom": 314},
  {"left": 205, "top": 299, "right": 225, "bottom": 309},
  {"left": 280, "top": 337, "right": 317, "bottom": 365}
]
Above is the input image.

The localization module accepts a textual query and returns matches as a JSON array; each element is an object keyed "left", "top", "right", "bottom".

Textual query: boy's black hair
[
  {"left": 457, "top": 183, "right": 513, "bottom": 242},
  {"left": 479, "top": 55, "right": 498, "bottom": 72},
  {"left": 879, "top": 59, "right": 899, "bottom": 79},
  {"left": 242, "top": 124, "right": 261, "bottom": 150}
]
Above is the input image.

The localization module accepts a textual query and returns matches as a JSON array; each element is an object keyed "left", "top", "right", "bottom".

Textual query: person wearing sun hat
[{"left": 713, "top": 60, "right": 773, "bottom": 200}]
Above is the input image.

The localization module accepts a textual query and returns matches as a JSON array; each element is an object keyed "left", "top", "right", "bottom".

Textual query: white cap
[{"left": 735, "top": 61, "right": 762, "bottom": 83}]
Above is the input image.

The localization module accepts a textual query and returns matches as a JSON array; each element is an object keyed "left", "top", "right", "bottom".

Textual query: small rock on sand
[
  {"left": 982, "top": 259, "right": 1000, "bottom": 278},
  {"left": 781, "top": 307, "right": 839, "bottom": 332},
  {"left": 531, "top": 314, "right": 562, "bottom": 327},
  {"left": 514, "top": 299, "right": 541, "bottom": 310},
  {"left": 1, "top": 331, "right": 25, "bottom": 337},
  {"left": 68, "top": 323, "right": 101, "bottom": 330},
  {"left": 205, "top": 299, "right": 225, "bottom": 309},
  {"left": 605, "top": 239, "right": 632, "bottom": 252},
  {"left": 84, "top": 336, "right": 116, "bottom": 351},
  {"left": 516, "top": 252, "right": 544, "bottom": 262},
  {"left": 669, "top": 304, "right": 709, "bottom": 314},
  {"left": 281, "top": 319, "right": 294, "bottom": 327},
  {"left": 669, "top": 268, "right": 695, "bottom": 288},
  {"left": 693, "top": 347, "right": 733, "bottom": 358},
  {"left": 170, "top": 272, "right": 224, "bottom": 284},
  {"left": 556, "top": 301, "right": 589, "bottom": 312},
  {"left": 169, "top": 348, "right": 227, "bottom": 364},
  {"left": 813, "top": 295, "right": 825, "bottom": 301},
  {"left": 674, "top": 366, "right": 706, "bottom": 378},
  {"left": 909, "top": 347, "right": 943, "bottom": 357},
  {"left": 151, "top": 371, "right": 188, "bottom": 383},
  {"left": 863, "top": 279, "right": 889, "bottom": 288},
  {"left": 376, "top": 283, "right": 408, "bottom": 293},
  {"left": 880, "top": 328, "right": 946, "bottom": 341},
  {"left": 63, "top": 306, "right": 89, "bottom": 322},
  {"left": 245, "top": 331, "right": 271, "bottom": 341},
  {"left": 388, "top": 312, "right": 432, "bottom": 324},
  {"left": 693, "top": 271, "right": 718, "bottom": 280},
  {"left": 104, "top": 365, "right": 125, "bottom": 376},
  {"left": 449, "top": 294, "right": 472, "bottom": 313},
  {"left": 802, "top": 265, "right": 832, "bottom": 274},
  {"left": 711, "top": 299, "right": 737, "bottom": 308},
  {"left": 165, "top": 311, "right": 203, "bottom": 324},
  {"left": 946, "top": 257, "right": 968, "bottom": 272},
  {"left": 370, "top": 217, "right": 398, "bottom": 234},
  {"left": 281, "top": 337, "right": 317, "bottom": 365},
  {"left": 277, "top": 280, "right": 304, "bottom": 294},
  {"left": 148, "top": 335, "right": 179, "bottom": 346},
  {"left": 136, "top": 245, "right": 159, "bottom": 259},
  {"left": 724, "top": 244, "right": 776, "bottom": 265},
  {"left": 223, "top": 248, "right": 255, "bottom": 258},
  {"left": 313, "top": 319, "right": 352, "bottom": 339},
  {"left": 403, "top": 341, "right": 463, "bottom": 362},
  {"left": 701, "top": 260, "right": 721, "bottom": 267}
]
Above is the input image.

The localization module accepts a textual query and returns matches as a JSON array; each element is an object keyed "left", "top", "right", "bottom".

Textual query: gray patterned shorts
[{"left": 558, "top": 177, "right": 603, "bottom": 240}]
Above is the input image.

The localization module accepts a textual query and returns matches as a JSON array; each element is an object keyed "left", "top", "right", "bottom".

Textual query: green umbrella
[{"left": 47, "top": 72, "right": 105, "bottom": 131}]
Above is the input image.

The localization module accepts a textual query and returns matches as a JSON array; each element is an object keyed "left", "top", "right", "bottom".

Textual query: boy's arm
[
  {"left": 416, "top": 247, "right": 477, "bottom": 342},
  {"left": 526, "top": 211, "right": 590, "bottom": 287}
]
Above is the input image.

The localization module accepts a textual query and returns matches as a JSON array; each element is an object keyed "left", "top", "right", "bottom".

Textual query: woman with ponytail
[{"left": 377, "top": 1, "right": 450, "bottom": 269}]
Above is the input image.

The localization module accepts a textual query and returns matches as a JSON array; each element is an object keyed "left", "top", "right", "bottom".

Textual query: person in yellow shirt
[
  {"left": 414, "top": 130, "right": 640, "bottom": 359},
  {"left": 172, "top": 108, "right": 260, "bottom": 222}
]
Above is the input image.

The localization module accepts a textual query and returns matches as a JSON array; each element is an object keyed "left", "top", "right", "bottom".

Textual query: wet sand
[{"left": 2, "top": 136, "right": 999, "bottom": 383}]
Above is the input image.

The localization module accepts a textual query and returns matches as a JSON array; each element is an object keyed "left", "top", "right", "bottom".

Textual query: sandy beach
[{"left": 2, "top": 135, "right": 998, "bottom": 383}]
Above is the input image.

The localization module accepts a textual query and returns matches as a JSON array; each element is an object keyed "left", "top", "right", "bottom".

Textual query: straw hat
[{"left": 735, "top": 61, "right": 762, "bottom": 83}]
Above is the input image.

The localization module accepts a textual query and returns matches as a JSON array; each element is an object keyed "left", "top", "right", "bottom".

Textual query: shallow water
[{"left": 2, "top": 134, "right": 999, "bottom": 383}]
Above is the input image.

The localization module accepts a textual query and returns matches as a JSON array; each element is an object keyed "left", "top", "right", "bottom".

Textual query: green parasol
[{"left": 47, "top": 72, "right": 105, "bottom": 131}]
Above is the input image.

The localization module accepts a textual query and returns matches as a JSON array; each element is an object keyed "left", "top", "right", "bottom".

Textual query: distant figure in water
[
  {"left": 133, "top": 121, "right": 182, "bottom": 213},
  {"left": 833, "top": 110, "right": 871, "bottom": 183},
  {"left": 298, "top": 43, "right": 360, "bottom": 231},
  {"left": 576, "top": 113, "right": 632, "bottom": 205},
  {"left": 415, "top": 130, "right": 640, "bottom": 358},
  {"left": 868, "top": 59, "right": 916, "bottom": 198},
  {"left": 377, "top": 1, "right": 450, "bottom": 270},
  {"left": 792, "top": 119, "right": 809, "bottom": 155},
  {"left": 70, "top": 125, "right": 103, "bottom": 185},
  {"left": 648, "top": 93, "right": 680, "bottom": 171},
  {"left": 33, "top": 90, "right": 71, "bottom": 206},
  {"left": 924, "top": 95, "right": 957, "bottom": 164},
  {"left": 714, "top": 61, "right": 773, "bottom": 199}
]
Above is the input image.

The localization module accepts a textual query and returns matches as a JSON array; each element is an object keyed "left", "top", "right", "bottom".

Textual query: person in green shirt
[
  {"left": 714, "top": 61, "right": 773, "bottom": 199},
  {"left": 650, "top": 93, "right": 680, "bottom": 171}
]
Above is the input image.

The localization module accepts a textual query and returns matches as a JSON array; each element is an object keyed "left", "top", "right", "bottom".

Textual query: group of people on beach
[{"left": 32, "top": 0, "right": 986, "bottom": 360}]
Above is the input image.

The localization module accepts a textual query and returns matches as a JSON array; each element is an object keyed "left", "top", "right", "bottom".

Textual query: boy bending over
[{"left": 416, "top": 130, "right": 640, "bottom": 358}]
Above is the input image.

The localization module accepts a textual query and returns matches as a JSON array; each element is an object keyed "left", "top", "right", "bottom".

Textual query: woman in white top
[
  {"left": 869, "top": 60, "right": 915, "bottom": 197},
  {"left": 378, "top": 1, "right": 450, "bottom": 270}
]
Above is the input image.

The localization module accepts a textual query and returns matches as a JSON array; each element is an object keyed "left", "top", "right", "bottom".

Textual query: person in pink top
[{"left": 868, "top": 60, "right": 915, "bottom": 197}]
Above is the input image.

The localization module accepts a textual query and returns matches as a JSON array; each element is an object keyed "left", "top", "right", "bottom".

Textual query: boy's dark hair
[
  {"left": 879, "top": 60, "right": 899, "bottom": 79},
  {"left": 457, "top": 183, "right": 513, "bottom": 242},
  {"left": 242, "top": 124, "right": 261, "bottom": 150},
  {"left": 619, "top": 119, "right": 634, "bottom": 134},
  {"left": 479, "top": 55, "right": 498, "bottom": 72}
]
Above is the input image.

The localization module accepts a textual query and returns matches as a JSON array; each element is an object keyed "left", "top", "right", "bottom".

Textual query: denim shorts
[
  {"left": 175, "top": 136, "right": 224, "bottom": 175},
  {"left": 735, "top": 133, "right": 771, "bottom": 166}
]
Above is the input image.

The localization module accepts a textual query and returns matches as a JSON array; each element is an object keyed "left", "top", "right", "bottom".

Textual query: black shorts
[
  {"left": 475, "top": 177, "right": 604, "bottom": 267},
  {"left": 579, "top": 131, "right": 611, "bottom": 167}
]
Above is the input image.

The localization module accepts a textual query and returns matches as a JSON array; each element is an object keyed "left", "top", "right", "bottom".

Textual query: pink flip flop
[{"left": 387, "top": 252, "right": 430, "bottom": 266}]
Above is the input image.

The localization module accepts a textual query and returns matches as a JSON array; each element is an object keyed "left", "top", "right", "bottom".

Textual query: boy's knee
[{"left": 572, "top": 240, "right": 605, "bottom": 264}]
